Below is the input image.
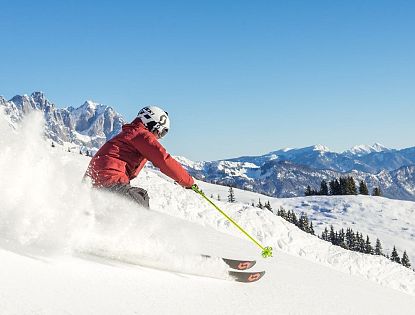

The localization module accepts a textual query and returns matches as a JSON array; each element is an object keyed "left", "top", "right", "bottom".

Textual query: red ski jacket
[{"left": 84, "top": 118, "right": 194, "bottom": 188}]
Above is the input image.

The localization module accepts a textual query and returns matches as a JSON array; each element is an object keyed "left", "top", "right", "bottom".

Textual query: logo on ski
[
  {"left": 237, "top": 262, "right": 252, "bottom": 270},
  {"left": 247, "top": 273, "right": 261, "bottom": 282}
]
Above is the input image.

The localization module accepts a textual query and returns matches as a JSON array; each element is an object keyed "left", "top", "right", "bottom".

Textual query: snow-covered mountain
[
  {"left": 223, "top": 144, "right": 415, "bottom": 173},
  {"left": 0, "top": 113, "right": 414, "bottom": 314},
  {"left": 345, "top": 143, "right": 391, "bottom": 156},
  {"left": 181, "top": 158, "right": 415, "bottom": 201},
  {"left": 0, "top": 92, "right": 124, "bottom": 152},
  {"left": 1, "top": 92, "right": 415, "bottom": 201},
  {"left": 180, "top": 145, "right": 415, "bottom": 201}
]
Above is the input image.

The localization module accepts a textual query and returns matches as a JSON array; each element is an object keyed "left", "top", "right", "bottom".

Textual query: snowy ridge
[{"left": 345, "top": 143, "right": 391, "bottom": 156}]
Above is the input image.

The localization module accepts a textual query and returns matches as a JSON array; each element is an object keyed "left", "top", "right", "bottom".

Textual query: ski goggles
[{"left": 159, "top": 128, "right": 169, "bottom": 138}]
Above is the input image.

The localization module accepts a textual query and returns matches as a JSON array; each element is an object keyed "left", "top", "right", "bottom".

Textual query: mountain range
[
  {"left": 1, "top": 91, "right": 414, "bottom": 201},
  {"left": 0, "top": 91, "right": 124, "bottom": 151},
  {"left": 176, "top": 146, "right": 415, "bottom": 201}
]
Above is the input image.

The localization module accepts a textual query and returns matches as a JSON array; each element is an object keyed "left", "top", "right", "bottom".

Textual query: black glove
[
  {"left": 187, "top": 183, "right": 199, "bottom": 190},
  {"left": 176, "top": 182, "right": 198, "bottom": 191}
]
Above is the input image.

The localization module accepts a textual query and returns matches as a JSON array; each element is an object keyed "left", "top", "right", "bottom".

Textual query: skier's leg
[
  {"left": 126, "top": 187, "right": 150, "bottom": 209},
  {"left": 107, "top": 184, "right": 150, "bottom": 209}
]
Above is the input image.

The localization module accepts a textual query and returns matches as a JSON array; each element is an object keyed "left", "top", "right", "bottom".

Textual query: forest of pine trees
[
  {"left": 221, "top": 186, "right": 410, "bottom": 271},
  {"left": 273, "top": 205, "right": 412, "bottom": 270},
  {"left": 320, "top": 225, "right": 412, "bottom": 270},
  {"left": 305, "top": 176, "right": 382, "bottom": 197},
  {"left": 276, "top": 207, "right": 315, "bottom": 235}
]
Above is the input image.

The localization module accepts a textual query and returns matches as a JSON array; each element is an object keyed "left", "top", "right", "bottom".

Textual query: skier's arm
[{"left": 131, "top": 132, "right": 194, "bottom": 187}]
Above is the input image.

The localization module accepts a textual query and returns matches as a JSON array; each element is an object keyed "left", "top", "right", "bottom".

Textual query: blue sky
[{"left": 1, "top": 0, "right": 414, "bottom": 160}]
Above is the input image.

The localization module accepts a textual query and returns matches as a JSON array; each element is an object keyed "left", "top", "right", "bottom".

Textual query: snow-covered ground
[
  {"left": 0, "top": 112, "right": 414, "bottom": 315},
  {"left": 198, "top": 183, "right": 415, "bottom": 265}
]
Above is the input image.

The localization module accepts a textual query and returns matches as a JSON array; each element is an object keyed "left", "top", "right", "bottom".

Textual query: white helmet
[{"left": 137, "top": 106, "right": 170, "bottom": 138}]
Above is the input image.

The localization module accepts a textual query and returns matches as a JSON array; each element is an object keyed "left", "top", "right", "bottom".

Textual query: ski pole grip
[{"left": 191, "top": 184, "right": 202, "bottom": 195}]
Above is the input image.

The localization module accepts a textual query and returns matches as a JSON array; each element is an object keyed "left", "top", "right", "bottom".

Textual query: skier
[{"left": 84, "top": 106, "right": 195, "bottom": 208}]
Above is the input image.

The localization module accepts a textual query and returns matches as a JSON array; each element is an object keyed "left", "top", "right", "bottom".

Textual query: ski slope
[
  {"left": 198, "top": 183, "right": 415, "bottom": 265},
  {"left": 0, "top": 112, "right": 414, "bottom": 315}
]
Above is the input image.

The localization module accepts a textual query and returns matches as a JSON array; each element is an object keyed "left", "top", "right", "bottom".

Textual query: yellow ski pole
[{"left": 192, "top": 185, "right": 273, "bottom": 258}]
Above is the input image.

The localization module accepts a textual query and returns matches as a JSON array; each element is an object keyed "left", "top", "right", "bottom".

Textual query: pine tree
[
  {"left": 329, "top": 179, "right": 341, "bottom": 195},
  {"left": 359, "top": 180, "right": 369, "bottom": 195},
  {"left": 309, "top": 221, "right": 315, "bottom": 235},
  {"left": 345, "top": 228, "right": 354, "bottom": 250},
  {"left": 364, "top": 235, "right": 373, "bottom": 254},
  {"left": 329, "top": 180, "right": 335, "bottom": 195},
  {"left": 359, "top": 233, "right": 366, "bottom": 253},
  {"left": 51, "top": 142, "right": 55, "bottom": 148},
  {"left": 298, "top": 213, "right": 309, "bottom": 232},
  {"left": 339, "top": 177, "right": 347, "bottom": 195},
  {"left": 372, "top": 187, "right": 382, "bottom": 196},
  {"left": 264, "top": 201, "right": 272, "bottom": 212},
  {"left": 228, "top": 187, "right": 235, "bottom": 203},
  {"left": 305, "top": 185, "right": 312, "bottom": 196},
  {"left": 277, "top": 207, "right": 287, "bottom": 219},
  {"left": 346, "top": 177, "right": 357, "bottom": 195},
  {"left": 338, "top": 229, "right": 346, "bottom": 248},
  {"left": 217, "top": 194, "right": 221, "bottom": 201},
  {"left": 374, "top": 238, "right": 383, "bottom": 255},
  {"left": 390, "top": 246, "right": 401, "bottom": 264},
  {"left": 286, "top": 210, "right": 292, "bottom": 223},
  {"left": 286, "top": 210, "right": 298, "bottom": 225},
  {"left": 320, "top": 180, "right": 329, "bottom": 195},
  {"left": 291, "top": 211, "right": 298, "bottom": 226},
  {"left": 329, "top": 225, "right": 336, "bottom": 244},
  {"left": 354, "top": 232, "right": 365, "bottom": 253},
  {"left": 257, "top": 198, "right": 263, "bottom": 209},
  {"left": 79, "top": 149, "right": 83, "bottom": 155},
  {"left": 321, "top": 227, "right": 329, "bottom": 241},
  {"left": 67, "top": 147, "right": 71, "bottom": 152},
  {"left": 401, "top": 251, "right": 411, "bottom": 268}
]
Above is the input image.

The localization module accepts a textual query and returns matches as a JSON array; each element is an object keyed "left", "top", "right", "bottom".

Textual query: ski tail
[
  {"left": 222, "top": 258, "right": 256, "bottom": 270},
  {"left": 201, "top": 254, "right": 256, "bottom": 271},
  {"left": 228, "top": 270, "right": 265, "bottom": 283}
]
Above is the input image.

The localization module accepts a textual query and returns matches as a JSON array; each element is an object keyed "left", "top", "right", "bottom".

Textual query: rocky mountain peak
[{"left": 1, "top": 92, "right": 125, "bottom": 152}]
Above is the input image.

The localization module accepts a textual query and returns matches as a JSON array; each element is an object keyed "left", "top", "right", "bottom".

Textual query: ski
[
  {"left": 201, "top": 255, "right": 256, "bottom": 271},
  {"left": 222, "top": 257, "right": 256, "bottom": 270},
  {"left": 228, "top": 270, "right": 265, "bottom": 283},
  {"left": 78, "top": 249, "right": 265, "bottom": 283}
]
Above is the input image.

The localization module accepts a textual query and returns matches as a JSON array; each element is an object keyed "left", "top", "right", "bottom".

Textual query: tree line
[
  {"left": 276, "top": 207, "right": 315, "bottom": 235},
  {"left": 305, "top": 177, "right": 382, "bottom": 197},
  {"left": 320, "top": 225, "right": 412, "bottom": 270},
  {"left": 276, "top": 205, "right": 412, "bottom": 271}
]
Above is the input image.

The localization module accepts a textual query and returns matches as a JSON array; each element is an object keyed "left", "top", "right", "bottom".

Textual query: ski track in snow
[{"left": 0, "top": 112, "right": 415, "bottom": 314}]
